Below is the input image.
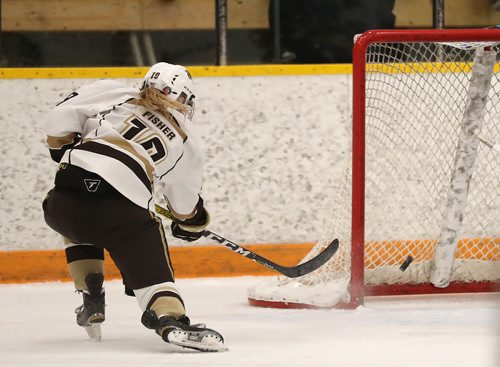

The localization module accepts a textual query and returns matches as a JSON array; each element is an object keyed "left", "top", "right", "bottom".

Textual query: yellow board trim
[
  {"left": 2, "top": 61, "right": 497, "bottom": 80},
  {"left": 367, "top": 62, "right": 500, "bottom": 74},
  {"left": 0, "top": 64, "right": 353, "bottom": 79}
]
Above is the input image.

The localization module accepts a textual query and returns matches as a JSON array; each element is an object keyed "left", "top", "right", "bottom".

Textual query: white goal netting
[{"left": 248, "top": 33, "right": 500, "bottom": 308}]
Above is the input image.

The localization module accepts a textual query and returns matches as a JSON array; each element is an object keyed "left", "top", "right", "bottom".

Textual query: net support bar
[{"left": 430, "top": 48, "right": 497, "bottom": 288}]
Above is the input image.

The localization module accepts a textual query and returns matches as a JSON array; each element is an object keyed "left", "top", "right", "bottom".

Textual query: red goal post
[{"left": 248, "top": 28, "right": 500, "bottom": 309}]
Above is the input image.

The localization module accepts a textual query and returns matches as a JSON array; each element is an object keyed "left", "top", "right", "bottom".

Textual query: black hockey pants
[{"left": 42, "top": 164, "right": 175, "bottom": 290}]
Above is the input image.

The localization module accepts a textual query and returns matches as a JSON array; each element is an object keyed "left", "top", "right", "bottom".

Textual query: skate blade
[
  {"left": 83, "top": 323, "right": 102, "bottom": 342},
  {"left": 167, "top": 330, "right": 228, "bottom": 352}
]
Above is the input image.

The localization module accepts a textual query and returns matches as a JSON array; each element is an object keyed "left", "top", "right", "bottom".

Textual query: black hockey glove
[
  {"left": 171, "top": 222, "right": 204, "bottom": 242},
  {"left": 170, "top": 197, "right": 210, "bottom": 242}
]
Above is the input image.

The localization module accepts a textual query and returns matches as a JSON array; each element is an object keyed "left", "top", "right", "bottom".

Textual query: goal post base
[
  {"left": 247, "top": 297, "right": 356, "bottom": 310},
  {"left": 248, "top": 281, "right": 500, "bottom": 309},
  {"left": 365, "top": 281, "right": 500, "bottom": 297}
]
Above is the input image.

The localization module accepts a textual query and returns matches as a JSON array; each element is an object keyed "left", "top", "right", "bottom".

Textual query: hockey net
[{"left": 248, "top": 29, "right": 500, "bottom": 309}]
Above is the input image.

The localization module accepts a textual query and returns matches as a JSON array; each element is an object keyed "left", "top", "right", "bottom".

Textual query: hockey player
[{"left": 42, "top": 62, "right": 226, "bottom": 352}]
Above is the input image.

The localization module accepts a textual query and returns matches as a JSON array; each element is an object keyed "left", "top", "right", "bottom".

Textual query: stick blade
[{"left": 281, "top": 239, "right": 339, "bottom": 278}]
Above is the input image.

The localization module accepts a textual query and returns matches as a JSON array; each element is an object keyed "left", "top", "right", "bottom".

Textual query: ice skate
[
  {"left": 75, "top": 273, "right": 105, "bottom": 342},
  {"left": 141, "top": 310, "right": 227, "bottom": 352}
]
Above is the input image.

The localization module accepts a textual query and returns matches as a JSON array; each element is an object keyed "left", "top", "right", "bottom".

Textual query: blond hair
[{"left": 133, "top": 87, "right": 193, "bottom": 123}]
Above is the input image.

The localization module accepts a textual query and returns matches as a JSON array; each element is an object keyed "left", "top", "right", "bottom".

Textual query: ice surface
[{"left": 0, "top": 277, "right": 498, "bottom": 367}]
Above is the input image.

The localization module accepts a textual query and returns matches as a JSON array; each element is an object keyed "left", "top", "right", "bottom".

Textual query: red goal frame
[{"left": 349, "top": 29, "right": 500, "bottom": 309}]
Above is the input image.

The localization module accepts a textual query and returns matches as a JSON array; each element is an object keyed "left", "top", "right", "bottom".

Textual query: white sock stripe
[{"left": 133, "top": 282, "right": 180, "bottom": 311}]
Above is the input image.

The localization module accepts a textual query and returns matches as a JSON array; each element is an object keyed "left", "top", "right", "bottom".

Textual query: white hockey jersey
[{"left": 45, "top": 79, "right": 204, "bottom": 218}]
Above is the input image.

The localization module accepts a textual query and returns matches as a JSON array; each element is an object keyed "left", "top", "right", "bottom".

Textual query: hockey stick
[{"left": 154, "top": 204, "right": 339, "bottom": 278}]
